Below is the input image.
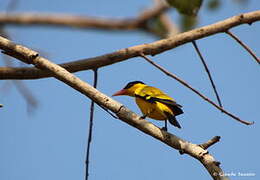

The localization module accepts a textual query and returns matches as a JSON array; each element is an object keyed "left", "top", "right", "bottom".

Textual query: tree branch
[
  {"left": 139, "top": 53, "right": 254, "bottom": 125},
  {"left": 199, "top": 136, "right": 221, "bottom": 150},
  {"left": 0, "top": 10, "right": 259, "bottom": 80},
  {"left": 0, "top": 3, "right": 168, "bottom": 30},
  {"left": 0, "top": 27, "right": 38, "bottom": 112},
  {"left": 0, "top": 35, "right": 229, "bottom": 180}
]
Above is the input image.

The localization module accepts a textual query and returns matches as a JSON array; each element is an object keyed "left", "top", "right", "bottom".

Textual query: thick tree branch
[
  {"left": 0, "top": 35, "right": 229, "bottom": 180},
  {"left": 0, "top": 10, "right": 259, "bottom": 80}
]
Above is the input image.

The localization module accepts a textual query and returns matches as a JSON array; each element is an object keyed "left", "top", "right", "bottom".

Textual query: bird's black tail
[{"left": 164, "top": 112, "right": 181, "bottom": 129}]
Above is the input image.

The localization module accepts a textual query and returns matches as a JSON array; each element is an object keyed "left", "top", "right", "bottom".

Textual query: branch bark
[
  {"left": 199, "top": 136, "right": 221, "bottom": 150},
  {"left": 0, "top": 10, "right": 259, "bottom": 80},
  {"left": 0, "top": 35, "right": 229, "bottom": 180}
]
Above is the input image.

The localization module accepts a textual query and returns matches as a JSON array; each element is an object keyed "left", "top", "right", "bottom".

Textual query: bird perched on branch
[{"left": 113, "top": 81, "right": 183, "bottom": 131}]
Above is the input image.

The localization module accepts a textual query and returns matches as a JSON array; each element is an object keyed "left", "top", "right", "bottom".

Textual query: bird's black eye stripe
[
  {"left": 123, "top": 81, "right": 145, "bottom": 89},
  {"left": 124, "top": 83, "right": 134, "bottom": 89}
]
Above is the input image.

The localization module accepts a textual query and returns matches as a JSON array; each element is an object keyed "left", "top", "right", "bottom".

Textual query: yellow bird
[{"left": 113, "top": 81, "right": 183, "bottom": 131}]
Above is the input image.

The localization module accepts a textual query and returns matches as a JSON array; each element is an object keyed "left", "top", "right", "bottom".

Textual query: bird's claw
[
  {"left": 140, "top": 115, "right": 147, "bottom": 119},
  {"left": 161, "top": 127, "right": 168, "bottom": 131}
]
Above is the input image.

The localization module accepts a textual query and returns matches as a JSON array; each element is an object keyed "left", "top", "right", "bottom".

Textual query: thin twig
[
  {"left": 192, "top": 41, "right": 223, "bottom": 108},
  {"left": 226, "top": 30, "right": 260, "bottom": 65},
  {"left": 98, "top": 104, "right": 119, "bottom": 119},
  {"left": 13, "top": 80, "right": 38, "bottom": 113},
  {"left": 199, "top": 136, "right": 221, "bottom": 150},
  {"left": 136, "top": 1, "right": 168, "bottom": 26},
  {"left": 85, "top": 69, "right": 98, "bottom": 180},
  {"left": 6, "top": 0, "right": 19, "bottom": 12},
  {"left": 140, "top": 53, "right": 254, "bottom": 125}
]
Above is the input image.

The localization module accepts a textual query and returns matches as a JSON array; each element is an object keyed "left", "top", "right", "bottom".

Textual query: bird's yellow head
[{"left": 112, "top": 81, "right": 145, "bottom": 97}]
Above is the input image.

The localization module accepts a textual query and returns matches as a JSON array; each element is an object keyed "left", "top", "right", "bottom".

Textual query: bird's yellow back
[{"left": 135, "top": 85, "right": 175, "bottom": 101}]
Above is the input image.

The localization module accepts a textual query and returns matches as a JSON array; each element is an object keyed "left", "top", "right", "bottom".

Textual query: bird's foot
[
  {"left": 161, "top": 127, "right": 168, "bottom": 131},
  {"left": 140, "top": 115, "right": 147, "bottom": 119}
]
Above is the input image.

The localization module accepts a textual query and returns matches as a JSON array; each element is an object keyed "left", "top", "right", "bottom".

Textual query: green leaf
[
  {"left": 166, "top": 0, "right": 203, "bottom": 16},
  {"left": 207, "top": 0, "right": 220, "bottom": 10},
  {"left": 180, "top": 15, "right": 198, "bottom": 31},
  {"left": 148, "top": 17, "right": 169, "bottom": 38}
]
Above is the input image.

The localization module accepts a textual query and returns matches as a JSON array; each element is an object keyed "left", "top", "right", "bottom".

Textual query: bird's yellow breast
[{"left": 135, "top": 97, "right": 173, "bottom": 120}]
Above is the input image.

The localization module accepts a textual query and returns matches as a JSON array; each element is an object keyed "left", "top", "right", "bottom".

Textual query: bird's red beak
[{"left": 112, "top": 89, "right": 128, "bottom": 96}]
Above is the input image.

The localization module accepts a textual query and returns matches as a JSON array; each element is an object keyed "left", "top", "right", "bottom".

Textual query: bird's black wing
[{"left": 150, "top": 97, "right": 183, "bottom": 116}]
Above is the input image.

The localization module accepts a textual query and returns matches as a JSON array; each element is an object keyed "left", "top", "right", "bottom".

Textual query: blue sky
[{"left": 0, "top": 0, "right": 259, "bottom": 180}]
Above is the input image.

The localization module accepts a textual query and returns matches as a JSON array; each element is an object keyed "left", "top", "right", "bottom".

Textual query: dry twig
[
  {"left": 226, "top": 30, "right": 260, "bottom": 64},
  {"left": 199, "top": 136, "right": 221, "bottom": 150},
  {"left": 192, "top": 41, "right": 223, "bottom": 108},
  {"left": 85, "top": 69, "right": 98, "bottom": 180}
]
